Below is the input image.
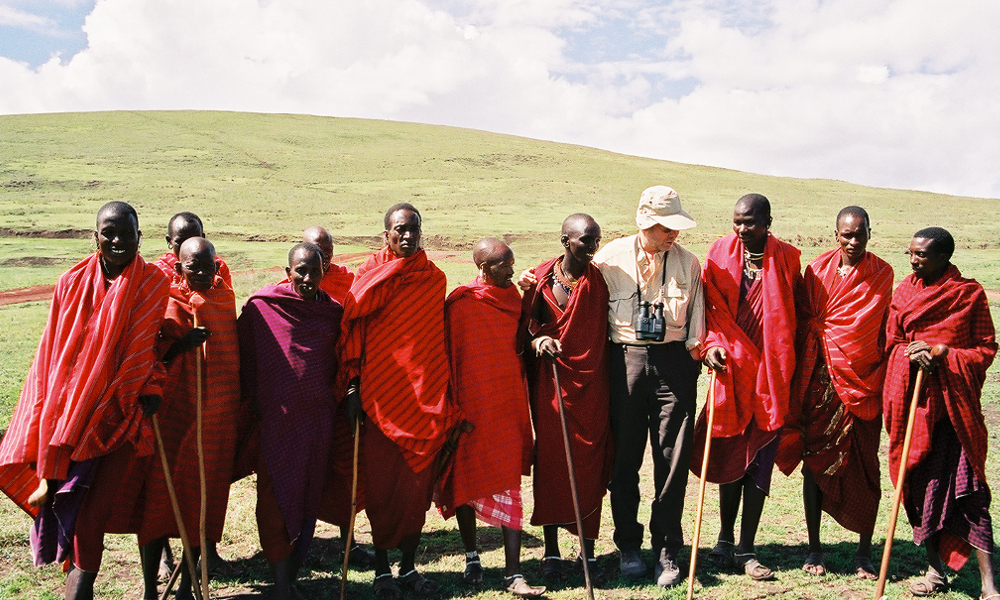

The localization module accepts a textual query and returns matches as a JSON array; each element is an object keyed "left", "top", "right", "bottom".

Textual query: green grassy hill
[
  {"left": 1, "top": 110, "right": 997, "bottom": 285},
  {"left": 0, "top": 111, "right": 998, "bottom": 600}
]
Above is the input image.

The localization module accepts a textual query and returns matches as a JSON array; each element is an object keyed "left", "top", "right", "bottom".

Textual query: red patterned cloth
[
  {"left": 154, "top": 251, "right": 232, "bottom": 290},
  {"left": 0, "top": 253, "right": 168, "bottom": 515},
  {"left": 105, "top": 277, "right": 241, "bottom": 545},
  {"left": 883, "top": 264, "right": 996, "bottom": 569},
  {"left": 691, "top": 234, "right": 800, "bottom": 485},
  {"left": 276, "top": 263, "right": 354, "bottom": 305},
  {"left": 436, "top": 278, "right": 532, "bottom": 527},
  {"left": 521, "top": 258, "right": 611, "bottom": 538},
  {"left": 776, "top": 249, "right": 893, "bottom": 534},
  {"left": 338, "top": 247, "right": 459, "bottom": 473}
]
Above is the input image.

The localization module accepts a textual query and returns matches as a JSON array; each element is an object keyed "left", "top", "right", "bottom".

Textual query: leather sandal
[
  {"left": 854, "top": 555, "right": 877, "bottom": 580},
  {"left": 464, "top": 556, "right": 485, "bottom": 585},
  {"left": 541, "top": 556, "right": 567, "bottom": 582},
  {"left": 373, "top": 573, "right": 402, "bottom": 600},
  {"left": 735, "top": 552, "right": 775, "bottom": 581},
  {"left": 802, "top": 552, "right": 826, "bottom": 576},
  {"left": 707, "top": 541, "right": 736, "bottom": 569},
  {"left": 400, "top": 570, "right": 440, "bottom": 595},
  {"left": 504, "top": 574, "right": 545, "bottom": 597},
  {"left": 909, "top": 570, "right": 947, "bottom": 596}
]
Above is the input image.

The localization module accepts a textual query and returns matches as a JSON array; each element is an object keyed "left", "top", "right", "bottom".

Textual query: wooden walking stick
[
  {"left": 152, "top": 414, "right": 203, "bottom": 600},
  {"left": 551, "top": 358, "right": 595, "bottom": 600},
  {"left": 687, "top": 370, "right": 718, "bottom": 600},
  {"left": 874, "top": 343, "right": 949, "bottom": 599},
  {"left": 340, "top": 419, "right": 361, "bottom": 600},
  {"left": 194, "top": 317, "right": 210, "bottom": 600},
  {"left": 160, "top": 560, "right": 182, "bottom": 600}
]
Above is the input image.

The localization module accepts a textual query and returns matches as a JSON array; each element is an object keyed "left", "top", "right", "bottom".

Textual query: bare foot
[{"left": 27, "top": 479, "right": 49, "bottom": 508}]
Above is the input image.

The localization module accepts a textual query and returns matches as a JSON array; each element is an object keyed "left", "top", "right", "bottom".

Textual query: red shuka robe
[
  {"left": 521, "top": 258, "right": 612, "bottom": 538},
  {"left": 338, "top": 247, "right": 459, "bottom": 473},
  {"left": 105, "top": 276, "right": 241, "bottom": 544},
  {"left": 779, "top": 248, "right": 893, "bottom": 465},
  {"left": 776, "top": 248, "right": 893, "bottom": 534},
  {"left": 154, "top": 251, "right": 233, "bottom": 290},
  {"left": 883, "top": 264, "right": 996, "bottom": 569},
  {"left": 701, "top": 233, "right": 800, "bottom": 438},
  {"left": 0, "top": 253, "right": 168, "bottom": 515},
  {"left": 436, "top": 278, "right": 533, "bottom": 520}
]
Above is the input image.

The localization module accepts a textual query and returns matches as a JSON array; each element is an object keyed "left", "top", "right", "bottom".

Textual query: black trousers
[{"left": 607, "top": 341, "right": 699, "bottom": 559}]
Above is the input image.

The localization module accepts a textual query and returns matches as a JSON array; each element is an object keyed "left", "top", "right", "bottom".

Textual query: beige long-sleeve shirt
[{"left": 593, "top": 234, "right": 705, "bottom": 350}]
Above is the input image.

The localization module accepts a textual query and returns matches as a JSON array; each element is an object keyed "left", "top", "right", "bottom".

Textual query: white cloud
[
  {"left": 0, "top": 0, "right": 998, "bottom": 197},
  {"left": 0, "top": 5, "right": 58, "bottom": 31}
]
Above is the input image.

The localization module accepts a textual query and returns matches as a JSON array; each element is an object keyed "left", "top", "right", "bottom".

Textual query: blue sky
[{"left": 1, "top": 0, "right": 998, "bottom": 198}]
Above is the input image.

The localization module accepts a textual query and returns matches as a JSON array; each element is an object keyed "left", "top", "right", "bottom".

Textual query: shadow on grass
[{"left": 686, "top": 539, "right": 996, "bottom": 598}]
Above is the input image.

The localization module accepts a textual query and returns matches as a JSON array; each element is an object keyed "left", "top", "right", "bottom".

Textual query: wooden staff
[
  {"left": 195, "top": 317, "right": 210, "bottom": 600},
  {"left": 551, "top": 358, "right": 595, "bottom": 600},
  {"left": 159, "top": 560, "right": 182, "bottom": 600},
  {"left": 874, "top": 343, "right": 949, "bottom": 599},
  {"left": 152, "top": 414, "right": 203, "bottom": 600},
  {"left": 340, "top": 419, "right": 361, "bottom": 600},
  {"left": 686, "top": 370, "right": 718, "bottom": 600}
]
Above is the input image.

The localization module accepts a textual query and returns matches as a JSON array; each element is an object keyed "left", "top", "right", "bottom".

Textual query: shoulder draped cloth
[
  {"left": 777, "top": 248, "right": 893, "bottom": 472},
  {"left": 703, "top": 233, "right": 801, "bottom": 437},
  {"left": 0, "top": 253, "right": 169, "bottom": 514},
  {"left": 338, "top": 248, "right": 458, "bottom": 473}
]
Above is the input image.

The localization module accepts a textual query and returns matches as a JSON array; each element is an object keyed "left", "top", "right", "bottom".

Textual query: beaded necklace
[{"left": 552, "top": 257, "right": 578, "bottom": 295}]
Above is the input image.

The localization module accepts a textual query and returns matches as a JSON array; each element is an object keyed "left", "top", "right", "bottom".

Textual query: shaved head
[
  {"left": 168, "top": 212, "right": 204, "bottom": 238},
  {"left": 303, "top": 225, "right": 334, "bottom": 270},
  {"left": 473, "top": 237, "right": 515, "bottom": 288},
  {"left": 836, "top": 205, "right": 870, "bottom": 230},
  {"left": 561, "top": 213, "right": 598, "bottom": 237},
  {"left": 178, "top": 236, "right": 215, "bottom": 262},
  {"left": 97, "top": 201, "right": 139, "bottom": 229},
  {"left": 288, "top": 242, "right": 324, "bottom": 268},
  {"left": 734, "top": 193, "right": 771, "bottom": 221},
  {"left": 472, "top": 237, "right": 510, "bottom": 268},
  {"left": 166, "top": 211, "right": 205, "bottom": 257}
]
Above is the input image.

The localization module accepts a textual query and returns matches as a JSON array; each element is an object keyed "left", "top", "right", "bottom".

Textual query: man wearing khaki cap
[{"left": 594, "top": 185, "right": 705, "bottom": 587}]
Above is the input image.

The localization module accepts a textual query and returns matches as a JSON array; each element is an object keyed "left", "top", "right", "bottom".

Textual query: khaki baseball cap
[{"left": 635, "top": 185, "right": 696, "bottom": 231}]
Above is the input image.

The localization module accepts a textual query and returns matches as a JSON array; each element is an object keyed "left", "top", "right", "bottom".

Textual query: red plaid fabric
[
  {"left": 701, "top": 234, "right": 801, "bottom": 437},
  {"left": 435, "top": 279, "right": 532, "bottom": 525},
  {"left": 106, "top": 280, "right": 241, "bottom": 545},
  {"left": 338, "top": 247, "right": 459, "bottom": 473},
  {"left": 883, "top": 264, "right": 996, "bottom": 570},
  {"left": 777, "top": 248, "right": 893, "bottom": 475},
  {"left": 471, "top": 489, "right": 523, "bottom": 529},
  {"left": 154, "top": 250, "right": 232, "bottom": 290},
  {"left": 0, "top": 253, "right": 169, "bottom": 514}
]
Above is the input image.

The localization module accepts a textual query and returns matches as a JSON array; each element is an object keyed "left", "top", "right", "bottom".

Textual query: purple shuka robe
[{"left": 238, "top": 284, "right": 342, "bottom": 552}]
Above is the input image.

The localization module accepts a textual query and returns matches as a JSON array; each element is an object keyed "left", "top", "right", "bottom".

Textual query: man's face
[
  {"left": 167, "top": 220, "right": 203, "bottom": 257},
  {"left": 95, "top": 210, "right": 141, "bottom": 268},
  {"left": 175, "top": 246, "right": 218, "bottom": 292},
  {"left": 286, "top": 249, "right": 324, "bottom": 300},
  {"left": 562, "top": 220, "right": 601, "bottom": 265},
  {"left": 639, "top": 223, "right": 680, "bottom": 253},
  {"left": 908, "top": 237, "right": 948, "bottom": 281},
  {"left": 384, "top": 209, "right": 422, "bottom": 258},
  {"left": 835, "top": 214, "right": 869, "bottom": 265},
  {"left": 304, "top": 233, "right": 334, "bottom": 272},
  {"left": 732, "top": 204, "right": 769, "bottom": 250},
  {"left": 482, "top": 247, "right": 516, "bottom": 288}
]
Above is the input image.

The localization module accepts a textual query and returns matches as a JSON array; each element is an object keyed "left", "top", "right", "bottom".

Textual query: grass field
[{"left": 0, "top": 111, "right": 998, "bottom": 599}]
